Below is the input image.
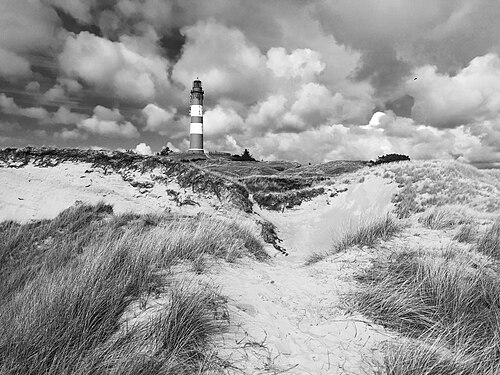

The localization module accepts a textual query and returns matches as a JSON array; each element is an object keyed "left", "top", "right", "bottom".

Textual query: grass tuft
[
  {"left": 358, "top": 247, "right": 500, "bottom": 374},
  {"left": 476, "top": 218, "right": 500, "bottom": 259},
  {"left": 334, "top": 215, "right": 402, "bottom": 253},
  {"left": 453, "top": 223, "right": 478, "bottom": 243},
  {"left": 305, "top": 215, "right": 402, "bottom": 265},
  {"left": 0, "top": 203, "right": 264, "bottom": 374},
  {"left": 419, "top": 206, "right": 472, "bottom": 230}
]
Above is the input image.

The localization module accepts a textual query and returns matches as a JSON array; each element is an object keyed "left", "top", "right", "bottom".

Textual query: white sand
[
  {"left": 206, "top": 173, "right": 398, "bottom": 374},
  {"left": 0, "top": 162, "right": 220, "bottom": 222},
  {"left": 0, "top": 163, "right": 399, "bottom": 373}
]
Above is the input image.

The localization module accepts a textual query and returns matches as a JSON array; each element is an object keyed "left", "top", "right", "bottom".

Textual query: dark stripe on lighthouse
[
  {"left": 191, "top": 116, "right": 203, "bottom": 123},
  {"left": 190, "top": 134, "right": 203, "bottom": 152}
]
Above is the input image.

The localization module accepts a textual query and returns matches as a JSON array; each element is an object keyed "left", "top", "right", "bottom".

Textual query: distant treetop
[
  {"left": 369, "top": 153, "right": 410, "bottom": 166},
  {"left": 231, "top": 148, "right": 257, "bottom": 162}
]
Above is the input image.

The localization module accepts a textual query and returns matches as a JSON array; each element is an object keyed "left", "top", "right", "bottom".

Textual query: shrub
[{"left": 369, "top": 154, "right": 410, "bottom": 166}]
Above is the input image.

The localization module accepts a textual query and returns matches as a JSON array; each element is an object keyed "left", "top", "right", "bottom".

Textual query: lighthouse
[{"left": 189, "top": 79, "right": 204, "bottom": 153}]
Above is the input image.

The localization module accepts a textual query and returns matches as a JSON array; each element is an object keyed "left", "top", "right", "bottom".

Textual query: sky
[{"left": 1, "top": 0, "right": 500, "bottom": 166}]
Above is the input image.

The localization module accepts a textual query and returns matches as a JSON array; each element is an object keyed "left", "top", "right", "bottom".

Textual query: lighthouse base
[{"left": 188, "top": 149, "right": 205, "bottom": 154}]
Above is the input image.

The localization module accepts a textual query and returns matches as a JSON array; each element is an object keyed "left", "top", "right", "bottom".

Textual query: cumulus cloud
[
  {"left": 77, "top": 106, "right": 140, "bottom": 138},
  {"left": 54, "top": 128, "right": 88, "bottom": 141},
  {"left": 133, "top": 142, "right": 153, "bottom": 155},
  {"left": 0, "top": 94, "right": 49, "bottom": 120},
  {"left": 266, "top": 48, "right": 325, "bottom": 80},
  {"left": 59, "top": 32, "right": 170, "bottom": 103},
  {"left": 0, "top": 0, "right": 60, "bottom": 80},
  {"left": 172, "top": 20, "right": 270, "bottom": 104},
  {"left": 142, "top": 104, "right": 176, "bottom": 134},
  {"left": 407, "top": 53, "right": 500, "bottom": 127},
  {"left": 0, "top": 48, "right": 31, "bottom": 79},
  {"left": 51, "top": 106, "right": 86, "bottom": 125},
  {"left": 204, "top": 106, "right": 245, "bottom": 137},
  {"left": 1, "top": 0, "right": 500, "bottom": 166}
]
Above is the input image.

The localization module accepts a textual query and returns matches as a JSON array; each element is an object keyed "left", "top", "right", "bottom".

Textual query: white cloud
[
  {"left": 266, "top": 47, "right": 325, "bottom": 80},
  {"left": 59, "top": 32, "right": 170, "bottom": 103},
  {"left": 133, "top": 142, "right": 153, "bottom": 155},
  {"left": 407, "top": 53, "right": 500, "bottom": 127},
  {"left": 42, "top": 85, "right": 66, "bottom": 103},
  {"left": 0, "top": 93, "right": 49, "bottom": 120},
  {"left": 172, "top": 20, "right": 270, "bottom": 104},
  {"left": 203, "top": 106, "right": 244, "bottom": 137},
  {"left": 0, "top": 48, "right": 31, "bottom": 79},
  {"left": 54, "top": 128, "right": 88, "bottom": 141},
  {"left": 51, "top": 106, "right": 86, "bottom": 125},
  {"left": 25, "top": 81, "right": 41, "bottom": 92},
  {"left": 77, "top": 106, "right": 140, "bottom": 138},
  {"left": 142, "top": 103, "right": 176, "bottom": 133}
]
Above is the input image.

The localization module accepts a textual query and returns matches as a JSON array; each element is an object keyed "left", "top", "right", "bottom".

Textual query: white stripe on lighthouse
[
  {"left": 190, "top": 123, "right": 203, "bottom": 134},
  {"left": 190, "top": 105, "right": 203, "bottom": 116}
]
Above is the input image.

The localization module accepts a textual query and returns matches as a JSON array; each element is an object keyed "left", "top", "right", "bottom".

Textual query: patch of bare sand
[
  {"left": 209, "top": 173, "right": 399, "bottom": 374},
  {"left": 0, "top": 162, "right": 220, "bottom": 222}
]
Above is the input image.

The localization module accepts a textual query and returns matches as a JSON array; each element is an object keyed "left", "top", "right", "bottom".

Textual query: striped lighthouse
[{"left": 189, "top": 79, "right": 204, "bottom": 153}]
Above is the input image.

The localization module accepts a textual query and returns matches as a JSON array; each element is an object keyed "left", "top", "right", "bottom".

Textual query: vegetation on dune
[
  {"left": 254, "top": 187, "right": 326, "bottom": 211},
  {"left": 306, "top": 215, "right": 402, "bottom": 265},
  {"left": 332, "top": 215, "right": 403, "bottom": 253},
  {"left": 357, "top": 241, "right": 500, "bottom": 374},
  {"left": 369, "top": 153, "right": 410, "bottom": 166},
  {"left": 453, "top": 223, "right": 478, "bottom": 243},
  {"left": 0, "top": 147, "right": 254, "bottom": 213},
  {"left": 241, "top": 175, "right": 317, "bottom": 193},
  {"left": 387, "top": 160, "right": 500, "bottom": 218},
  {"left": 419, "top": 205, "right": 472, "bottom": 230},
  {"left": 476, "top": 218, "right": 500, "bottom": 259},
  {"left": 0, "top": 203, "right": 266, "bottom": 374}
]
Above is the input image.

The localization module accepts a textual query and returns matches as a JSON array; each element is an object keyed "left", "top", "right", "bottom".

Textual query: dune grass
[
  {"left": 305, "top": 215, "right": 402, "bottom": 265},
  {"left": 0, "top": 203, "right": 265, "bottom": 374},
  {"left": 388, "top": 160, "right": 500, "bottom": 218},
  {"left": 419, "top": 205, "right": 472, "bottom": 230},
  {"left": 357, "top": 246, "right": 500, "bottom": 374},
  {"left": 333, "top": 215, "right": 402, "bottom": 253},
  {"left": 476, "top": 218, "right": 500, "bottom": 259},
  {"left": 453, "top": 223, "right": 478, "bottom": 243}
]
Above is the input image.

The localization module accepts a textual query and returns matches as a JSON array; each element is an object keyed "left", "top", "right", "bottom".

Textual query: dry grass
[
  {"left": 0, "top": 203, "right": 265, "bottom": 374},
  {"left": 357, "top": 246, "right": 500, "bottom": 374},
  {"left": 476, "top": 218, "right": 500, "bottom": 259},
  {"left": 333, "top": 215, "right": 402, "bottom": 253},
  {"left": 453, "top": 223, "right": 478, "bottom": 243},
  {"left": 305, "top": 215, "right": 402, "bottom": 265},
  {"left": 419, "top": 205, "right": 472, "bottom": 230},
  {"left": 387, "top": 160, "right": 500, "bottom": 218}
]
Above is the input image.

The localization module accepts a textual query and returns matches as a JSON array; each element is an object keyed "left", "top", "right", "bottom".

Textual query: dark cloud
[
  {"left": 385, "top": 95, "right": 415, "bottom": 118},
  {"left": 54, "top": 7, "right": 102, "bottom": 37}
]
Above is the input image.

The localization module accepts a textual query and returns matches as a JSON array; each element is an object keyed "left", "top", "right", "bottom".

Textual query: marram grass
[{"left": 0, "top": 203, "right": 264, "bottom": 374}]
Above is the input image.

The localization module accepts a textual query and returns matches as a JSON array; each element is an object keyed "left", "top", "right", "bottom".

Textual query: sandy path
[{"left": 211, "top": 175, "right": 398, "bottom": 374}]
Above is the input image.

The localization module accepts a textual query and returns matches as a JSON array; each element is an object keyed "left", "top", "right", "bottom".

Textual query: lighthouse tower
[{"left": 189, "top": 79, "right": 204, "bottom": 153}]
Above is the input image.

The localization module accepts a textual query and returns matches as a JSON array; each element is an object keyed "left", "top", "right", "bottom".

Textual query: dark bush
[
  {"left": 369, "top": 153, "right": 410, "bottom": 166},
  {"left": 231, "top": 149, "right": 257, "bottom": 162}
]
